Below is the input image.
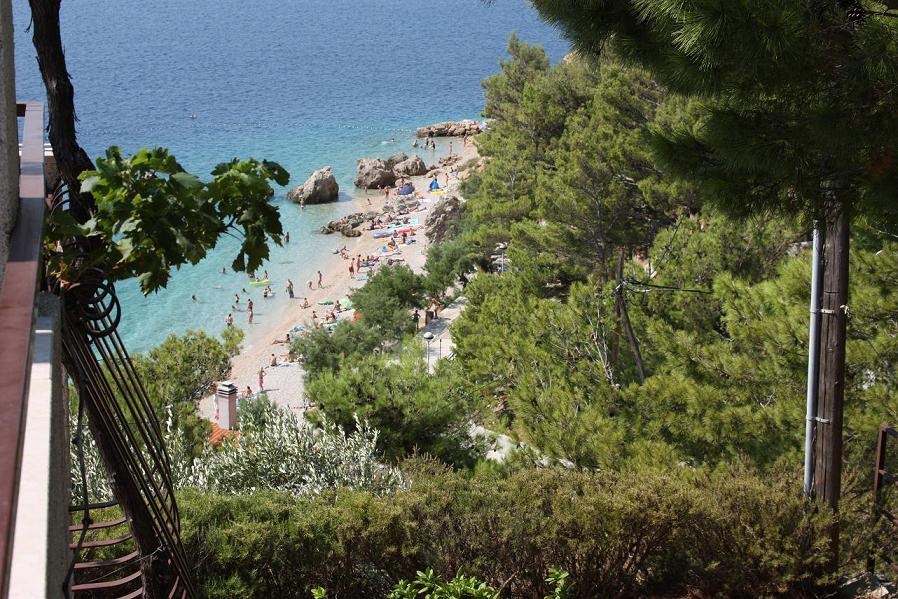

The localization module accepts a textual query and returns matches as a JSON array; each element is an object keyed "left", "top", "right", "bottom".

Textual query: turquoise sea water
[{"left": 12, "top": 0, "right": 568, "bottom": 353}]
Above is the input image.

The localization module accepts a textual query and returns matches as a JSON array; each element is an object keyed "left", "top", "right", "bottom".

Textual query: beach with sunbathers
[{"left": 213, "top": 134, "right": 480, "bottom": 412}]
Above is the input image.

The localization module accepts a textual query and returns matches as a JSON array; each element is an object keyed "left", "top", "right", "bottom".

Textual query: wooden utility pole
[{"left": 812, "top": 200, "right": 850, "bottom": 567}]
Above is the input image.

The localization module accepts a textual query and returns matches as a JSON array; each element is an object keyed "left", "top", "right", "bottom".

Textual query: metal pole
[{"left": 803, "top": 223, "right": 823, "bottom": 497}]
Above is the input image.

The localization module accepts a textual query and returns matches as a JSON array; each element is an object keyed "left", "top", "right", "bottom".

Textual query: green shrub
[
  {"left": 179, "top": 462, "right": 831, "bottom": 598},
  {"left": 290, "top": 320, "right": 383, "bottom": 377},
  {"left": 350, "top": 265, "right": 424, "bottom": 339},
  {"left": 175, "top": 396, "right": 405, "bottom": 496},
  {"left": 306, "top": 346, "right": 481, "bottom": 466}
]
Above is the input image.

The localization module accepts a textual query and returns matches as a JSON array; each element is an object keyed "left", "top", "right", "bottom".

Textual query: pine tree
[{"left": 531, "top": 0, "right": 898, "bottom": 562}]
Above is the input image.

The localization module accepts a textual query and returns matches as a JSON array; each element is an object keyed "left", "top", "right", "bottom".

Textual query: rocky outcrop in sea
[
  {"left": 416, "top": 119, "right": 483, "bottom": 138},
  {"left": 286, "top": 166, "right": 339, "bottom": 204}
]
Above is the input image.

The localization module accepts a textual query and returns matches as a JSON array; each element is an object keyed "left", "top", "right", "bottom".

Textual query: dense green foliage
[
  {"left": 421, "top": 239, "right": 472, "bottom": 300},
  {"left": 47, "top": 146, "right": 289, "bottom": 294},
  {"left": 437, "top": 38, "right": 898, "bottom": 479},
  {"left": 291, "top": 320, "right": 384, "bottom": 377},
  {"left": 172, "top": 396, "right": 405, "bottom": 496},
  {"left": 179, "top": 461, "right": 834, "bottom": 598},
  {"left": 385, "top": 568, "right": 570, "bottom": 599},
  {"left": 351, "top": 264, "right": 424, "bottom": 338},
  {"left": 306, "top": 345, "right": 479, "bottom": 465},
  {"left": 531, "top": 1, "right": 898, "bottom": 225}
]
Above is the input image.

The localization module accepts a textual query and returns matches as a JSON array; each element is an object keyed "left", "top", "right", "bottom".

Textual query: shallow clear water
[{"left": 12, "top": 0, "right": 567, "bottom": 352}]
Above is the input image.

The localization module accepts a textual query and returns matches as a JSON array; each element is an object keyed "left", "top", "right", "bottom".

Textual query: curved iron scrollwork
[
  {"left": 53, "top": 180, "right": 196, "bottom": 598},
  {"left": 64, "top": 272, "right": 122, "bottom": 339}
]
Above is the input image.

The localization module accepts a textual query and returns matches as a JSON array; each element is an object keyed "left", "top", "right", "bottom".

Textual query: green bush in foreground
[
  {"left": 172, "top": 396, "right": 405, "bottom": 496},
  {"left": 179, "top": 462, "right": 831, "bottom": 598}
]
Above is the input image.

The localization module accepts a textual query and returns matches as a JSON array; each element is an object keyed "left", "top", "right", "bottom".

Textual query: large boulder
[
  {"left": 385, "top": 153, "right": 409, "bottom": 168},
  {"left": 393, "top": 155, "right": 428, "bottom": 177},
  {"left": 287, "top": 166, "right": 339, "bottom": 204},
  {"left": 355, "top": 158, "right": 396, "bottom": 189}
]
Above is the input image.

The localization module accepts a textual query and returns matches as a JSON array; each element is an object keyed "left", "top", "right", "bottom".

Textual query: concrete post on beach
[{"left": 216, "top": 381, "right": 238, "bottom": 430}]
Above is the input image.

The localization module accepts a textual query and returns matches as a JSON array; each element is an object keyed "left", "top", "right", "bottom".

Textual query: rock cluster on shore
[
  {"left": 416, "top": 119, "right": 483, "bottom": 138},
  {"left": 355, "top": 153, "right": 428, "bottom": 189},
  {"left": 320, "top": 196, "right": 422, "bottom": 238},
  {"left": 287, "top": 166, "right": 339, "bottom": 204}
]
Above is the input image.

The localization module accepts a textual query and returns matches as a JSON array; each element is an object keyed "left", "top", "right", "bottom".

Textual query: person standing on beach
[
  {"left": 308, "top": 280, "right": 313, "bottom": 291},
  {"left": 247, "top": 298, "right": 254, "bottom": 312},
  {"left": 317, "top": 270, "right": 323, "bottom": 288},
  {"left": 248, "top": 307, "right": 254, "bottom": 324},
  {"left": 349, "top": 263, "right": 355, "bottom": 279},
  {"left": 258, "top": 367, "right": 266, "bottom": 392},
  {"left": 270, "top": 353, "right": 278, "bottom": 367},
  {"left": 287, "top": 279, "right": 294, "bottom": 298}
]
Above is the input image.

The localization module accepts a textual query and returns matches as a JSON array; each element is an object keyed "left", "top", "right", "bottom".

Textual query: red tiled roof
[{"left": 208, "top": 422, "right": 239, "bottom": 446}]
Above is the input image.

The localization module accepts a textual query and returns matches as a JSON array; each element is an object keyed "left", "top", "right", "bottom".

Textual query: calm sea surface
[{"left": 12, "top": 0, "right": 567, "bottom": 352}]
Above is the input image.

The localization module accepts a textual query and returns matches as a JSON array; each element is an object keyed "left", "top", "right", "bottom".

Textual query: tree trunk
[
  {"left": 616, "top": 252, "right": 646, "bottom": 384},
  {"left": 812, "top": 199, "right": 850, "bottom": 568},
  {"left": 27, "top": 0, "right": 95, "bottom": 219}
]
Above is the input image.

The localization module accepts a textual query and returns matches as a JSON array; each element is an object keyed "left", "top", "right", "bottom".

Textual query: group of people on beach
[{"left": 231, "top": 134, "right": 470, "bottom": 399}]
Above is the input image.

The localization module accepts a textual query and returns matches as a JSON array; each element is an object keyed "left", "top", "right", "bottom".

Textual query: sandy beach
[{"left": 200, "top": 136, "right": 478, "bottom": 419}]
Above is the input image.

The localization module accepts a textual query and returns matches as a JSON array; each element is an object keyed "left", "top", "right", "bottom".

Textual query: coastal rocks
[
  {"left": 321, "top": 212, "right": 369, "bottom": 237},
  {"left": 354, "top": 153, "right": 429, "bottom": 189},
  {"left": 425, "top": 195, "right": 462, "bottom": 243},
  {"left": 416, "top": 119, "right": 483, "bottom": 138},
  {"left": 386, "top": 153, "right": 409, "bottom": 168},
  {"left": 355, "top": 158, "right": 396, "bottom": 189},
  {"left": 393, "top": 155, "right": 428, "bottom": 177},
  {"left": 287, "top": 166, "right": 339, "bottom": 204}
]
